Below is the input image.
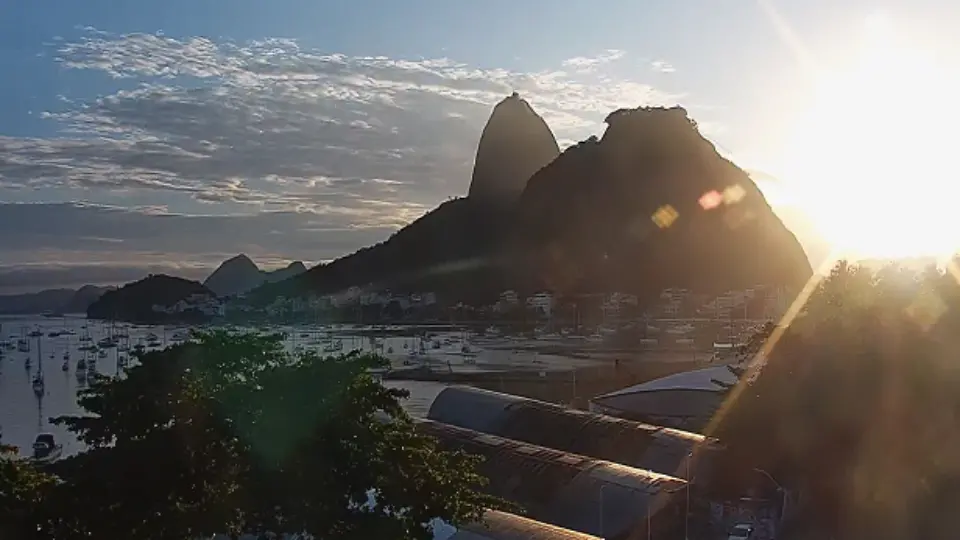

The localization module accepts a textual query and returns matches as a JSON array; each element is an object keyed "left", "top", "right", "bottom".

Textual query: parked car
[{"left": 728, "top": 522, "right": 755, "bottom": 540}]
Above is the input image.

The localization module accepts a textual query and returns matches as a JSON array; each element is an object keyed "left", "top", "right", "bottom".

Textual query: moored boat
[{"left": 31, "top": 433, "right": 63, "bottom": 464}]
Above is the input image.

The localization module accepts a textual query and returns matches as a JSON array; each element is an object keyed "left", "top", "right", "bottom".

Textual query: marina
[{"left": 0, "top": 314, "right": 654, "bottom": 457}]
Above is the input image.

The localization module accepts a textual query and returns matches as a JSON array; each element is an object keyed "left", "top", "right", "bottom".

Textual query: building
[
  {"left": 442, "top": 510, "right": 601, "bottom": 540},
  {"left": 525, "top": 292, "right": 554, "bottom": 318},
  {"left": 588, "top": 365, "right": 741, "bottom": 432},
  {"left": 417, "top": 419, "right": 687, "bottom": 540},
  {"left": 600, "top": 292, "right": 638, "bottom": 320},
  {"left": 150, "top": 292, "right": 223, "bottom": 316},
  {"left": 659, "top": 288, "right": 690, "bottom": 318},
  {"left": 494, "top": 290, "right": 520, "bottom": 313},
  {"left": 427, "top": 386, "right": 714, "bottom": 479}
]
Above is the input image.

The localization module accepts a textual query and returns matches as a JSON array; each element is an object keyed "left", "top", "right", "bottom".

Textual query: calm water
[{"left": 0, "top": 316, "right": 594, "bottom": 456}]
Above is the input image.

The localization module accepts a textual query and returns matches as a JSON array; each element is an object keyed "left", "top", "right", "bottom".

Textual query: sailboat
[
  {"left": 32, "top": 338, "right": 44, "bottom": 396},
  {"left": 76, "top": 353, "right": 87, "bottom": 382},
  {"left": 32, "top": 397, "right": 62, "bottom": 463},
  {"left": 17, "top": 327, "right": 30, "bottom": 352}
]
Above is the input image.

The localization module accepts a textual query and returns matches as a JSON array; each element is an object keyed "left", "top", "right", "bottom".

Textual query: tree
[
  {"left": 0, "top": 444, "right": 56, "bottom": 540},
  {"left": 714, "top": 261, "right": 960, "bottom": 539},
  {"left": 42, "top": 331, "right": 502, "bottom": 539}
]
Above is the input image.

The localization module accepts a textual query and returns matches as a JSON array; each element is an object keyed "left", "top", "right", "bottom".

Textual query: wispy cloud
[
  {"left": 561, "top": 49, "right": 627, "bottom": 72},
  {"left": 0, "top": 202, "right": 399, "bottom": 292},
  {"left": 650, "top": 60, "right": 676, "bottom": 73},
  {"left": 0, "top": 30, "right": 682, "bottom": 289}
]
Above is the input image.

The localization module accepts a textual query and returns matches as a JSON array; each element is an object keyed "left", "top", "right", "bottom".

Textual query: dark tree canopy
[
  {"left": 715, "top": 260, "right": 960, "bottom": 540},
  {"left": 0, "top": 443, "right": 57, "bottom": 540},
  {"left": 13, "top": 331, "right": 500, "bottom": 539}
]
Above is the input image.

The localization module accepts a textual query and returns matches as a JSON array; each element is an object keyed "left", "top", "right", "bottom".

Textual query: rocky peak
[
  {"left": 224, "top": 253, "right": 258, "bottom": 270},
  {"left": 265, "top": 261, "right": 308, "bottom": 283},
  {"left": 204, "top": 254, "right": 264, "bottom": 297},
  {"left": 513, "top": 104, "right": 812, "bottom": 296},
  {"left": 285, "top": 261, "right": 307, "bottom": 272},
  {"left": 467, "top": 93, "right": 560, "bottom": 205}
]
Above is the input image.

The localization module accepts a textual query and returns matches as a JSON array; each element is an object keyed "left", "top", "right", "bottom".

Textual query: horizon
[{"left": 3, "top": 1, "right": 960, "bottom": 293}]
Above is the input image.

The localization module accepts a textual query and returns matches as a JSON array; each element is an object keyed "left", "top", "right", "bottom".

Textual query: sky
[{"left": 2, "top": 0, "right": 959, "bottom": 293}]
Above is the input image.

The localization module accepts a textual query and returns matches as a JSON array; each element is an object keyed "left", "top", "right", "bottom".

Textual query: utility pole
[
  {"left": 754, "top": 468, "right": 787, "bottom": 526},
  {"left": 598, "top": 483, "right": 606, "bottom": 537},
  {"left": 685, "top": 452, "right": 692, "bottom": 540}
]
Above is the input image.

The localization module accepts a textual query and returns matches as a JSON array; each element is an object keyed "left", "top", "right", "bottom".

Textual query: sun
[{"left": 781, "top": 13, "right": 960, "bottom": 261}]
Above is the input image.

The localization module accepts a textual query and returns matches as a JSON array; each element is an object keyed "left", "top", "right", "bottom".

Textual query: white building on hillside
[{"left": 525, "top": 291, "right": 554, "bottom": 318}]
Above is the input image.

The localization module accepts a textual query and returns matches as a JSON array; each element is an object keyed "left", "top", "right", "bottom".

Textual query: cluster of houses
[
  {"left": 254, "top": 288, "right": 439, "bottom": 318},
  {"left": 492, "top": 290, "right": 559, "bottom": 316},
  {"left": 155, "top": 284, "right": 790, "bottom": 324},
  {"left": 492, "top": 286, "right": 789, "bottom": 322},
  {"left": 150, "top": 292, "right": 225, "bottom": 317}
]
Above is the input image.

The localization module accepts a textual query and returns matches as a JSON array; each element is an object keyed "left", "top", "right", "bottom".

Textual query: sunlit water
[{"left": 0, "top": 315, "right": 596, "bottom": 457}]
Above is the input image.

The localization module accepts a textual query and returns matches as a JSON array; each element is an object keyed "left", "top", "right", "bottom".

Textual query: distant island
[
  {"left": 255, "top": 94, "right": 811, "bottom": 307},
  {"left": 0, "top": 285, "right": 113, "bottom": 316},
  {"left": 86, "top": 274, "right": 219, "bottom": 323}
]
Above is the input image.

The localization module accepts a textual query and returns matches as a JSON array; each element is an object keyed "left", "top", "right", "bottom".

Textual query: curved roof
[
  {"left": 448, "top": 511, "right": 601, "bottom": 540},
  {"left": 417, "top": 419, "right": 685, "bottom": 539},
  {"left": 595, "top": 365, "right": 739, "bottom": 399},
  {"left": 427, "top": 386, "right": 710, "bottom": 476}
]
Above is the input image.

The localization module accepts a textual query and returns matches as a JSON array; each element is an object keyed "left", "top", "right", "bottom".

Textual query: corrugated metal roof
[
  {"left": 450, "top": 510, "right": 602, "bottom": 540},
  {"left": 426, "top": 386, "right": 711, "bottom": 478},
  {"left": 428, "top": 383, "right": 526, "bottom": 432},
  {"left": 594, "top": 365, "right": 739, "bottom": 398},
  {"left": 417, "top": 419, "right": 686, "bottom": 538}
]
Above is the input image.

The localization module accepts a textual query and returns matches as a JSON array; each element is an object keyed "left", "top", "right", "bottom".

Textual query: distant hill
[
  {"left": 62, "top": 285, "right": 115, "bottom": 313},
  {"left": 0, "top": 285, "right": 113, "bottom": 315},
  {"left": 260, "top": 96, "right": 812, "bottom": 305},
  {"left": 203, "top": 255, "right": 307, "bottom": 296},
  {"left": 87, "top": 274, "right": 214, "bottom": 323}
]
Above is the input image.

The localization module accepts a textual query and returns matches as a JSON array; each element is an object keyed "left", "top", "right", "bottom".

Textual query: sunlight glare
[{"left": 782, "top": 13, "right": 960, "bottom": 260}]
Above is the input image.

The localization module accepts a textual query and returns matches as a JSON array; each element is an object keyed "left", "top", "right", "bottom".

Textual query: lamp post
[
  {"left": 599, "top": 483, "right": 606, "bottom": 538},
  {"left": 685, "top": 452, "right": 693, "bottom": 540},
  {"left": 754, "top": 468, "right": 787, "bottom": 523}
]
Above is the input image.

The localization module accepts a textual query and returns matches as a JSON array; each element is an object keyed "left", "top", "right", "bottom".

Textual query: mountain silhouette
[
  {"left": 62, "top": 285, "right": 115, "bottom": 313},
  {"left": 0, "top": 285, "right": 113, "bottom": 315},
  {"left": 510, "top": 106, "right": 811, "bottom": 297},
  {"left": 256, "top": 93, "right": 560, "bottom": 302},
  {"left": 204, "top": 255, "right": 307, "bottom": 296},
  {"left": 259, "top": 97, "right": 811, "bottom": 304},
  {"left": 468, "top": 92, "right": 560, "bottom": 205}
]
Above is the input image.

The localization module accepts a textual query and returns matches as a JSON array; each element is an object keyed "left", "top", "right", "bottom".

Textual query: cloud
[
  {"left": 561, "top": 49, "right": 627, "bottom": 72},
  {"left": 650, "top": 60, "right": 676, "bottom": 73},
  {"left": 0, "top": 30, "right": 682, "bottom": 290},
  {"left": 0, "top": 263, "right": 209, "bottom": 294},
  {"left": 0, "top": 202, "right": 396, "bottom": 292}
]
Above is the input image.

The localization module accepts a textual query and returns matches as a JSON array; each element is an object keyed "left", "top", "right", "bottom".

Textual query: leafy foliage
[
  {"left": 715, "top": 260, "right": 960, "bottom": 539},
  {"left": 37, "top": 331, "right": 500, "bottom": 539},
  {"left": 0, "top": 444, "right": 57, "bottom": 539}
]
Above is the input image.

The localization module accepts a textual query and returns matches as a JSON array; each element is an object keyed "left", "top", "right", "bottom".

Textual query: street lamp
[
  {"left": 685, "top": 452, "right": 692, "bottom": 540},
  {"left": 753, "top": 468, "right": 787, "bottom": 523},
  {"left": 598, "top": 483, "right": 606, "bottom": 537}
]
